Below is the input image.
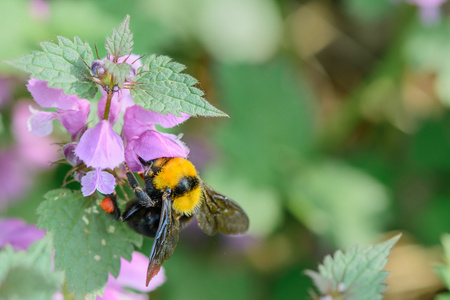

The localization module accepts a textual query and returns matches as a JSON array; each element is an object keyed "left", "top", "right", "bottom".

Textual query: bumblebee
[{"left": 102, "top": 157, "right": 249, "bottom": 286}]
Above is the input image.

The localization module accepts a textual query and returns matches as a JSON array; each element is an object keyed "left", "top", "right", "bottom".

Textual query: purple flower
[
  {"left": 29, "top": 0, "right": 50, "bottom": 21},
  {"left": 81, "top": 168, "right": 116, "bottom": 196},
  {"left": 123, "top": 105, "right": 190, "bottom": 142},
  {"left": 63, "top": 142, "right": 83, "bottom": 167},
  {"left": 75, "top": 120, "right": 124, "bottom": 196},
  {"left": 27, "top": 78, "right": 82, "bottom": 110},
  {"left": 0, "top": 218, "right": 46, "bottom": 250},
  {"left": 0, "top": 77, "right": 14, "bottom": 108},
  {"left": 0, "top": 150, "right": 31, "bottom": 210},
  {"left": 123, "top": 106, "right": 190, "bottom": 172},
  {"left": 26, "top": 78, "right": 90, "bottom": 140},
  {"left": 13, "top": 102, "right": 59, "bottom": 169},
  {"left": 25, "top": 53, "right": 192, "bottom": 197},
  {"left": 406, "top": 0, "right": 447, "bottom": 23},
  {"left": 0, "top": 102, "right": 58, "bottom": 209},
  {"left": 125, "top": 132, "right": 189, "bottom": 172},
  {"left": 75, "top": 120, "right": 124, "bottom": 170},
  {"left": 97, "top": 251, "right": 165, "bottom": 300}
]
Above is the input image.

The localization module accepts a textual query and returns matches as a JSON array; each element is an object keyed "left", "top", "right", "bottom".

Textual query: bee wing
[
  {"left": 146, "top": 190, "right": 180, "bottom": 286},
  {"left": 195, "top": 180, "right": 249, "bottom": 236}
]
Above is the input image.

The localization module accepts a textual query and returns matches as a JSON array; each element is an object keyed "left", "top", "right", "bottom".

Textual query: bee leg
[
  {"left": 124, "top": 163, "right": 155, "bottom": 207},
  {"left": 121, "top": 202, "right": 141, "bottom": 221}
]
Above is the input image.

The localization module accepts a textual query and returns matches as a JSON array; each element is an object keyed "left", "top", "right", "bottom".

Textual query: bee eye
[{"left": 91, "top": 60, "right": 106, "bottom": 77}]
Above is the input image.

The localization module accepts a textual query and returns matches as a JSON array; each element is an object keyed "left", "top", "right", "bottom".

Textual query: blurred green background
[{"left": 2, "top": 0, "right": 450, "bottom": 298}]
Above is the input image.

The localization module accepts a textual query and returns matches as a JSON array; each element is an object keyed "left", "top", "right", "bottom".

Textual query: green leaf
[
  {"left": 130, "top": 54, "right": 227, "bottom": 117},
  {"left": 0, "top": 236, "right": 60, "bottom": 300},
  {"left": 37, "top": 189, "right": 143, "bottom": 299},
  {"left": 6, "top": 36, "right": 98, "bottom": 99},
  {"left": 104, "top": 60, "right": 132, "bottom": 87},
  {"left": 306, "top": 234, "right": 401, "bottom": 300},
  {"left": 105, "top": 15, "right": 133, "bottom": 59}
]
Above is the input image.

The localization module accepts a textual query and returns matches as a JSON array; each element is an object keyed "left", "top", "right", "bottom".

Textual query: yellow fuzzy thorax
[
  {"left": 153, "top": 158, "right": 202, "bottom": 215},
  {"left": 172, "top": 187, "right": 202, "bottom": 215}
]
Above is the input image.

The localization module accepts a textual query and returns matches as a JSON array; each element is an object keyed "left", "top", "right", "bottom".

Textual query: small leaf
[
  {"left": 306, "top": 234, "right": 401, "bottom": 300},
  {"left": 6, "top": 36, "right": 97, "bottom": 100},
  {"left": 105, "top": 15, "right": 133, "bottom": 59},
  {"left": 130, "top": 54, "right": 227, "bottom": 117},
  {"left": 104, "top": 60, "right": 132, "bottom": 87},
  {"left": 0, "top": 236, "right": 60, "bottom": 300},
  {"left": 37, "top": 189, "right": 143, "bottom": 299}
]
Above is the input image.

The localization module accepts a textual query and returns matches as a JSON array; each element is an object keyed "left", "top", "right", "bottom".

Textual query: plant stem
[{"left": 103, "top": 90, "right": 113, "bottom": 120}]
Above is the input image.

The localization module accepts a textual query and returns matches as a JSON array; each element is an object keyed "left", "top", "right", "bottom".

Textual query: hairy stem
[{"left": 103, "top": 90, "right": 113, "bottom": 120}]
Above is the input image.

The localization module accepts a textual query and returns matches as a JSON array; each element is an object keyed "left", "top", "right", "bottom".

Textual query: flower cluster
[{"left": 27, "top": 54, "right": 190, "bottom": 196}]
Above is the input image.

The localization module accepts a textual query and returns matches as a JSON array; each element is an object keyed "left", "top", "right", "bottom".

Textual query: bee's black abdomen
[{"left": 123, "top": 199, "right": 161, "bottom": 238}]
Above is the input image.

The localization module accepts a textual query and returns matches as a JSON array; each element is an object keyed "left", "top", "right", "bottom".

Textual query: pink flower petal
[
  {"left": 13, "top": 102, "right": 58, "bottom": 169},
  {"left": 56, "top": 99, "right": 90, "bottom": 139},
  {"left": 75, "top": 120, "right": 124, "bottom": 170},
  {"left": 110, "top": 252, "right": 166, "bottom": 292},
  {"left": 127, "top": 130, "right": 189, "bottom": 167},
  {"left": 418, "top": 5, "right": 440, "bottom": 23},
  {"left": 26, "top": 108, "right": 56, "bottom": 136},
  {"left": 122, "top": 106, "right": 155, "bottom": 143},
  {"left": 123, "top": 105, "right": 189, "bottom": 143},
  {"left": 30, "top": 0, "right": 50, "bottom": 21},
  {"left": 81, "top": 169, "right": 116, "bottom": 196},
  {"left": 0, "top": 150, "right": 31, "bottom": 209},
  {"left": 63, "top": 142, "right": 83, "bottom": 166},
  {"left": 26, "top": 78, "right": 81, "bottom": 110},
  {"left": 117, "top": 54, "right": 143, "bottom": 71},
  {"left": 124, "top": 138, "right": 145, "bottom": 173},
  {"left": 0, "top": 218, "right": 45, "bottom": 250}
]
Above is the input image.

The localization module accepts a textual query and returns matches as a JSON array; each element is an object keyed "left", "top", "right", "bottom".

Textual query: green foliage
[
  {"left": 104, "top": 60, "right": 132, "bottom": 87},
  {"left": 131, "top": 54, "right": 227, "bottom": 117},
  {"left": 105, "top": 15, "right": 134, "bottom": 59},
  {"left": 37, "top": 189, "right": 142, "bottom": 299},
  {"left": 435, "top": 234, "right": 450, "bottom": 298},
  {"left": 342, "top": 0, "right": 392, "bottom": 20},
  {"left": 160, "top": 247, "right": 255, "bottom": 300},
  {"left": 305, "top": 234, "right": 401, "bottom": 300},
  {"left": 0, "top": 236, "right": 60, "bottom": 300},
  {"left": 403, "top": 19, "right": 450, "bottom": 107},
  {"left": 287, "top": 160, "right": 390, "bottom": 249},
  {"left": 5, "top": 36, "right": 98, "bottom": 99},
  {"left": 213, "top": 59, "right": 315, "bottom": 187}
]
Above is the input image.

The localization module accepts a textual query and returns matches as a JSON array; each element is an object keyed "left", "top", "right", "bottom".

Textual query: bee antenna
[{"left": 94, "top": 42, "right": 100, "bottom": 60}]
